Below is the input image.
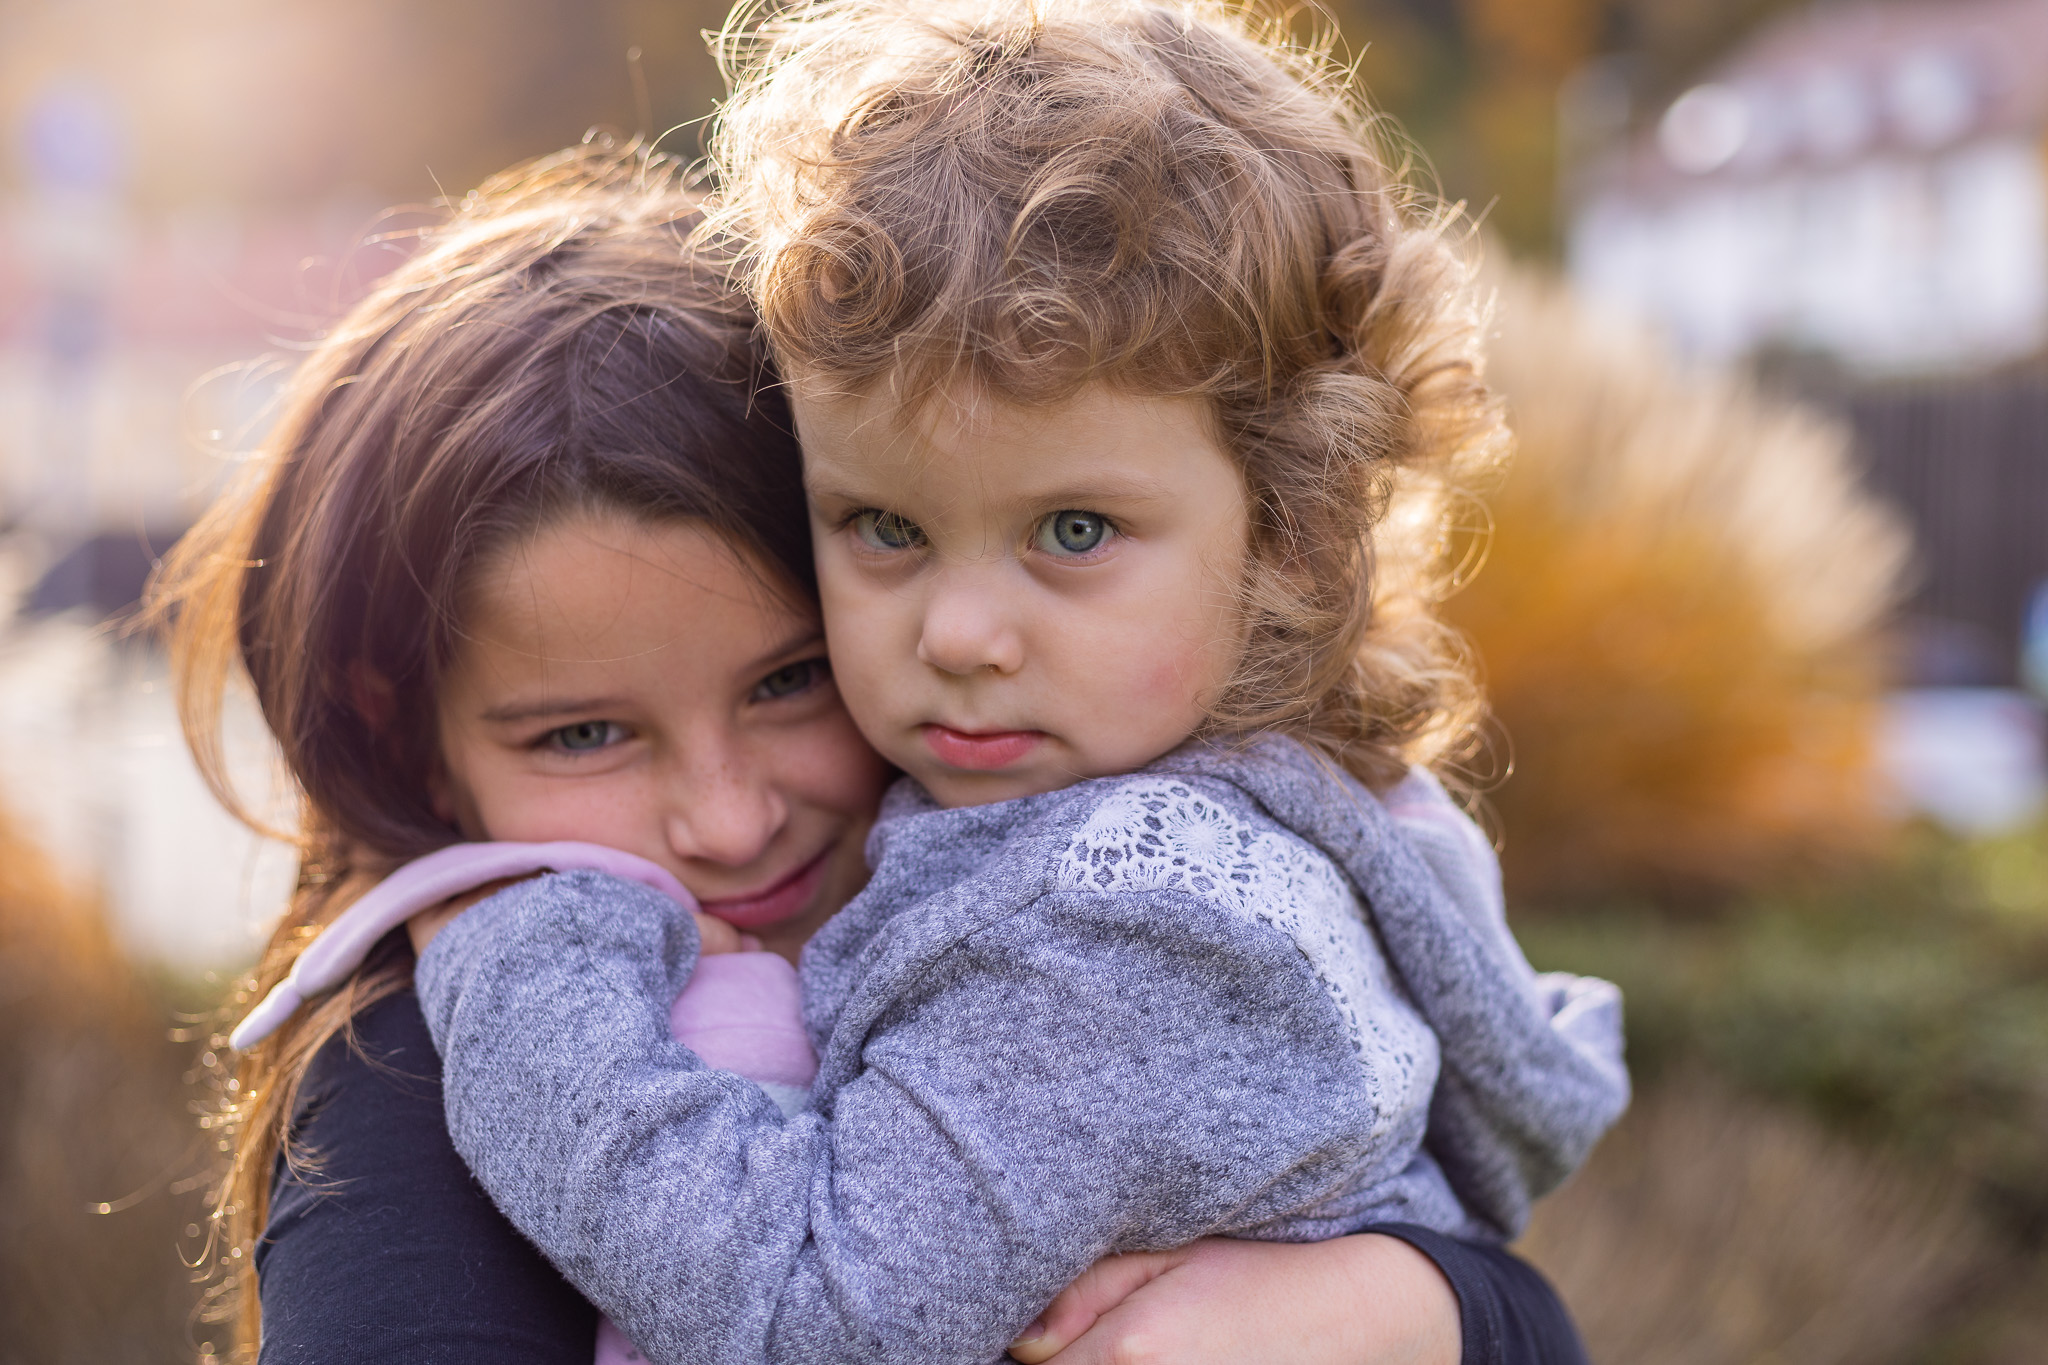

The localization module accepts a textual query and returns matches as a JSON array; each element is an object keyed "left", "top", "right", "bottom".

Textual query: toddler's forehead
[
  {"left": 791, "top": 366, "right": 1208, "bottom": 442},
  {"left": 790, "top": 370, "right": 1220, "bottom": 462}
]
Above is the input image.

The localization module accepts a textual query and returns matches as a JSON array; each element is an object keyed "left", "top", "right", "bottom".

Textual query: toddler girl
[{"left": 287, "top": 4, "right": 1627, "bottom": 1362}]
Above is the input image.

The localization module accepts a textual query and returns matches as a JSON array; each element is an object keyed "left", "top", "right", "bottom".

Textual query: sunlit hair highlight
[{"left": 708, "top": 0, "right": 1508, "bottom": 790}]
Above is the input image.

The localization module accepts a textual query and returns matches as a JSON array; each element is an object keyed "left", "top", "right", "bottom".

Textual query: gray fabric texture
[{"left": 416, "top": 736, "right": 1627, "bottom": 1365}]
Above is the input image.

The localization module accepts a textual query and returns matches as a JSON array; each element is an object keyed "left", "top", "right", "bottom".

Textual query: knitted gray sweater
[{"left": 417, "top": 737, "right": 1627, "bottom": 1365}]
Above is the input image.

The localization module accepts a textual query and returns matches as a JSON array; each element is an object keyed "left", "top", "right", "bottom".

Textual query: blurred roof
[
  {"left": 24, "top": 528, "right": 181, "bottom": 623},
  {"left": 1596, "top": 0, "right": 2048, "bottom": 197}
]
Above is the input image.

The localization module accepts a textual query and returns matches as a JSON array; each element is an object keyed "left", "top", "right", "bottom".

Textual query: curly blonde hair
[{"left": 708, "top": 0, "right": 1508, "bottom": 789}]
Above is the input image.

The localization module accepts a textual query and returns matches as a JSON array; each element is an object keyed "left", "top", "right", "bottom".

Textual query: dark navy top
[
  {"left": 256, "top": 985, "right": 597, "bottom": 1362},
  {"left": 257, "top": 986, "right": 1586, "bottom": 1365}
]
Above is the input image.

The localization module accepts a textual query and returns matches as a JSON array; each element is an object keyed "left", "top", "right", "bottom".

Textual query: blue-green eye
[
  {"left": 753, "top": 658, "right": 831, "bottom": 701},
  {"left": 1037, "top": 510, "right": 1113, "bottom": 556},
  {"left": 548, "top": 720, "right": 624, "bottom": 752},
  {"left": 852, "top": 510, "right": 926, "bottom": 552}
]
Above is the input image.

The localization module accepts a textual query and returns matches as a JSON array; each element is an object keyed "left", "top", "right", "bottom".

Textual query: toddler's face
[
  {"left": 433, "top": 512, "right": 891, "bottom": 958},
  {"left": 795, "top": 380, "right": 1249, "bottom": 808}
]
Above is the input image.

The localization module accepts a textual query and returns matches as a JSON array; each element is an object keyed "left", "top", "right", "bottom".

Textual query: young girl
[
  {"left": 156, "top": 145, "right": 875, "bottom": 1357},
  {"left": 400, "top": 3, "right": 1628, "bottom": 1362},
  {"left": 177, "top": 145, "right": 1572, "bottom": 1364}
]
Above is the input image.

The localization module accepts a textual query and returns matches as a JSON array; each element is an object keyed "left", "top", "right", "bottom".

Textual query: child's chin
[{"left": 916, "top": 766, "right": 1063, "bottom": 810}]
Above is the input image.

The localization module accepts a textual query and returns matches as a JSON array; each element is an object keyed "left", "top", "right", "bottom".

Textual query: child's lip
[
  {"left": 921, "top": 724, "right": 1045, "bottom": 771},
  {"left": 697, "top": 847, "right": 833, "bottom": 931}
]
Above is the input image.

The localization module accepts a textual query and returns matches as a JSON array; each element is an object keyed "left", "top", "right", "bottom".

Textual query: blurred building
[
  {"left": 0, "top": 199, "right": 328, "bottom": 549},
  {"left": 1562, "top": 0, "right": 2048, "bottom": 690},
  {"left": 0, "top": 87, "right": 329, "bottom": 973},
  {"left": 1562, "top": 0, "right": 2048, "bottom": 831},
  {"left": 1568, "top": 0, "right": 2048, "bottom": 374}
]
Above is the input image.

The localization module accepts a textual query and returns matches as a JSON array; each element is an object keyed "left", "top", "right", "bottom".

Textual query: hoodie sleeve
[
  {"left": 1370, "top": 775, "right": 1628, "bottom": 1236},
  {"left": 1384, "top": 768, "right": 1627, "bottom": 1154},
  {"left": 1196, "top": 746, "right": 1630, "bottom": 1240},
  {"left": 415, "top": 869, "right": 1400, "bottom": 1365}
]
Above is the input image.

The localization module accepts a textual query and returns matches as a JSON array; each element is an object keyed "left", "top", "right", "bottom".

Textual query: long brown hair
[
  {"left": 710, "top": 0, "right": 1507, "bottom": 791},
  {"left": 148, "top": 143, "right": 812, "bottom": 1355}
]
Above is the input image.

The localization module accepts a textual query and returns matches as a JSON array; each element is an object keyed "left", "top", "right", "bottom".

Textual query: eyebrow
[
  {"left": 1010, "top": 478, "right": 1176, "bottom": 508},
  {"left": 745, "top": 626, "right": 829, "bottom": 674},
  {"left": 473, "top": 626, "right": 829, "bottom": 726},
  {"left": 806, "top": 474, "right": 1177, "bottom": 509},
  {"left": 477, "top": 695, "right": 635, "bottom": 725}
]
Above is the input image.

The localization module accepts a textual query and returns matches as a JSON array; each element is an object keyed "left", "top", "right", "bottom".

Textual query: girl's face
[
  {"left": 795, "top": 381, "right": 1251, "bottom": 809},
  {"left": 432, "top": 511, "right": 892, "bottom": 961}
]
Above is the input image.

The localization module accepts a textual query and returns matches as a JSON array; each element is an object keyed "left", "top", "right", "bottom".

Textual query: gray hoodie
[{"left": 417, "top": 736, "right": 1627, "bottom": 1365}]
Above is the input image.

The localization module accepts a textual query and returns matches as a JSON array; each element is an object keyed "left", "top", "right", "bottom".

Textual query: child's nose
[
  {"left": 916, "top": 569, "right": 1024, "bottom": 676},
  {"left": 661, "top": 749, "right": 787, "bottom": 868}
]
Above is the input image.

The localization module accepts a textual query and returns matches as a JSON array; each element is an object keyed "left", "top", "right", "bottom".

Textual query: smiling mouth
[
  {"left": 920, "top": 725, "right": 1046, "bottom": 771},
  {"left": 696, "top": 847, "right": 834, "bottom": 931}
]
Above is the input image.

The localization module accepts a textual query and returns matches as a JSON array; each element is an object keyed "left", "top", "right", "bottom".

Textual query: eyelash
[
  {"left": 542, "top": 720, "right": 627, "bottom": 754},
  {"left": 843, "top": 509, "right": 1121, "bottom": 558},
  {"left": 526, "top": 661, "right": 829, "bottom": 752},
  {"left": 752, "top": 657, "right": 832, "bottom": 702},
  {"left": 847, "top": 509, "right": 926, "bottom": 553}
]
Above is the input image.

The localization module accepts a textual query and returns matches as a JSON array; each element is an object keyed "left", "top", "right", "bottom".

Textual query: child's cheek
[
  {"left": 821, "top": 598, "right": 916, "bottom": 746},
  {"left": 1125, "top": 630, "right": 1219, "bottom": 722},
  {"left": 1142, "top": 586, "right": 1229, "bottom": 681},
  {"left": 815, "top": 568, "right": 892, "bottom": 704},
  {"left": 1140, "top": 649, "right": 1196, "bottom": 705},
  {"left": 480, "top": 780, "right": 629, "bottom": 847}
]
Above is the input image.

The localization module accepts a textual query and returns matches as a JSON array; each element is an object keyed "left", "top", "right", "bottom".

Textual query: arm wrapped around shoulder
[{"left": 415, "top": 867, "right": 1412, "bottom": 1365}]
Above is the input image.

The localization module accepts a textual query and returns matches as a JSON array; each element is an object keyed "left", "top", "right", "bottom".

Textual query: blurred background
[{"left": 0, "top": 0, "right": 2044, "bottom": 1360}]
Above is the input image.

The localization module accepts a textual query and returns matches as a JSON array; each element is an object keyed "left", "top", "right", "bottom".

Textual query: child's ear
[{"left": 347, "top": 661, "right": 397, "bottom": 734}]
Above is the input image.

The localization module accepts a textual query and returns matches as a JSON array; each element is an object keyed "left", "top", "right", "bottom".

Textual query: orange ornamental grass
[
  {"left": 1446, "top": 267, "right": 1913, "bottom": 903},
  {"left": 0, "top": 807, "right": 205, "bottom": 1359}
]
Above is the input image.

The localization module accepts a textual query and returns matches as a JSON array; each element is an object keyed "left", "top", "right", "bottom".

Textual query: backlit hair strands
[
  {"left": 145, "top": 143, "right": 811, "bottom": 1356},
  {"left": 706, "top": 0, "right": 1509, "bottom": 791}
]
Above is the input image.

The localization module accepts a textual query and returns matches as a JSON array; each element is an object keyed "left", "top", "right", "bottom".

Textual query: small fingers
[
  {"left": 407, "top": 875, "right": 531, "bottom": 955},
  {"left": 692, "top": 911, "right": 747, "bottom": 956}
]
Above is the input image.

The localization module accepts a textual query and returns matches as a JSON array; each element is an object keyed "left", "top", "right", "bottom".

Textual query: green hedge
[{"left": 1517, "top": 820, "right": 2048, "bottom": 1243}]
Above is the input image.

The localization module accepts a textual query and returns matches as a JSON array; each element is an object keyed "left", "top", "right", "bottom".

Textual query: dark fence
[{"left": 1825, "top": 373, "right": 2048, "bottom": 685}]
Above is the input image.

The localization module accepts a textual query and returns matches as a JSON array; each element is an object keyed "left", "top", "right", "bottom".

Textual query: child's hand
[
  {"left": 1008, "top": 1235, "right": 1457, "bottom": 1365},
  {"left": 692, "top": 911, "right": 761, "bottom": 956},
  {"left": 407, "top": 875, "right": 534, "bottom": 956}
]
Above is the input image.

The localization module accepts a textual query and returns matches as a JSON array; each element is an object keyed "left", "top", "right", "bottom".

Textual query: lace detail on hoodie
[{"left": 1054, "top": 778, "right": 1434, "bottom": 1110}]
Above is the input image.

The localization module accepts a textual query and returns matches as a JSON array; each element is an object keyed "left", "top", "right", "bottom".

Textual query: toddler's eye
[
  {"left": 753, "top": 658, "right": 831, "bottom": 701},
  {"left": 852, "top": 510, "right": 926, "bottom": 552},
  {"left": 1037, "top": 510, "right": 1114, "bottom": 556},
  {"left": 548, "top": 720, "right": 625, "bottom": 752}
]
